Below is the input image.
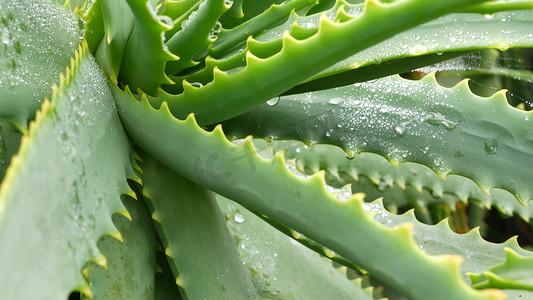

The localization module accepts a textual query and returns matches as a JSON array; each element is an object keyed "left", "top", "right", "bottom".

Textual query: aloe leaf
[
  {"left": 83, "top": 194, "right": 157, "bottom": 299},
  {"left": 208, "top": 0, "right": 318, "bottom": 58},
  {"left": 0, "top": 0, "right": 81, "bottom": 130},
  {"left": 83, "top": 0, "right": 105, "bottom": 53},
  {"left": 463, "top": 0, "right": 533, "bottom": 14},
  {"left": 93, "top": 0, "right": 134, "bottom": 79},
  {"left": 149, "top": 0, "right": 488, "bottom": 125},
  {"left": 470, "top": 248, "right": 533, "bottom": 291},
  {"left": 270, "top": 141, "right": 533, "bottom": 221},
  {"left": 118, "top": 0, "right": 178, "bottom": 95},
  {"left": 221, "top": 0, "right": 284, "bottom": 29},
  {"left": 219, "top": 74, "right": 533, "bottom": 204},
  {"left": 0, "top": 42, "right": 133, "bottom": 299},
  {"left": 288, "top": 9, "right": 533, "bottom": 93},
  {"left": 0, "top": 122, "right": 21, "bottom": 182},
  {"left": 217, "top": 195, "right": 376, "bottom": 300},
  {"left": 137, "top": 151, "right": 258, "bottom": 299},
  {"left": 165, "top": 0, "right": 231, "bottom": 75},
  {"left": 218, "top": 0, "right": 244, "bottom": 25},
  {"left": 114, "top": 90, "right": 504, "bottom": 300},
  {"left": 362, "top": 200, "right": 533, "bottom": 299}
]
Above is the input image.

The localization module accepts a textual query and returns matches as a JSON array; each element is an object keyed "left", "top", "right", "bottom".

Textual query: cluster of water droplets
[
  {"left": 0, "top": 0, "right": 80, "bottom": 114},
  {"left": 209, "top": 21, "right": 222, "bottom": 41}
]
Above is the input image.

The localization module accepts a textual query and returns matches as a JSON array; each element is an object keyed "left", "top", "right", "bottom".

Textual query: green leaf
[
  {"left": 114, "top": 89, "right": 504, "bottom": 300},
  {"left": 286, "top": 9, "right": 533, "bottom": 93},
  {"left": 0, "top": 0, "right": 81, "bottom": 130},
  {"left": 0, "top": 42, "right": 133, "bottom": 299},
  {"left": 93, "top": 0, "right": 134, "bottom": 79},
  {"left": 149, "top": 0, "right": 488, "bottom": 125},
  {"left": 165, "top": 0, "right": 231, "bottom": 74},
  {"left": 470, "top": 248, "right": 533, "bottom": 291},
  {"left": 118, "top": 0, "right": 177, "bottom": 95},
  {"left": 217, "top": 195, "right": 376, "bottom": 300},
  {"left": 208, "top": 0, "right": 318, "bottom": 58},
  {"left": 271, "top": 141, "right": 533, "bottom": 221},
  {"left": 219, "top": 74, "right": 533, "bottom": 203},
  {"left": 137, "top": 151, "right": 259, "bottom": 299},
  {"left": 83, "top": 194, "right": 157, "bottom": 299}
]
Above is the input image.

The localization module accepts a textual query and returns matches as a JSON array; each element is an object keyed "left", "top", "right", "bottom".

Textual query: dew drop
[
  {"left": 409, "top": 44, "right": 427, "bottom": 55},
  {"left": 190, "top": 82, "right": 203, "bottom": 88},
  {"left": 395, "top": 123, "right": 407, "bottom": 135},
  {"left": 423, "top": 112, "right": 457, "bottom": 129},
  {"left": 1, "top": 30, "right": 10, "bottom": 45},
  {"left": 158, "top": 15, "right": 174, "bottom": 27},
  {"left": 325, "top": 129, "right": 333, "bottom": 137},
  {"left": 212, "top": 21, "right": 222, "bottom": 35},
  {"left": 484, "top": 139, "right": 498, "bottom": 155},
  {"left": 233, "top": 213, "right": 245, "bottom": 223},
  {"left": 266, "top": 97, "right": 280, "bottom": 106},
  {"left": 328, "top": 97, "right": 344, "bottom": 104}
]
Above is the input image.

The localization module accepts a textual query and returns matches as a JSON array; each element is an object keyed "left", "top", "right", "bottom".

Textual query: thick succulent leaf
[
  {"left": 83, "top": 194, "right": 157, "bottom": 299},
  {"left": 217, "top": 195, "right": 376, "bottom": 300},
  {"left": 464, "top": 0, "right": 533, "bottom": 14},
  {"left": 93, "top": 0, "right": 134, "bottom": 79},
  {"left": 470, "top": 249, "right": 533, "bottom": 291},
  {"left": 148, "top": 0, "right": 488, "bottom": 125},
  {"left": 114, "top": 90, "right": 504, "bottom": 300},
  {"left": 0, "top": 42, "right": 133, "bottom": 299},
  {"left": 0, "top": 0, "right": 81, "bottom": 130},
  {"left": 208, "top": 0, "right": 318, "bottom": 58},
  {"left": 165, "top": 0, "right": 231, "bottom": 74},
  {"left": 270, "top": 141, "right": 533, "bottom": 221},
  {"left": 285, "top": 9, "right": 533, "bottom": 93},
  {"left": 0, "top": 122, "right": 21, "bottom": 182},
  {"left": 362, "top": 200, "right": 533, "bottom": 299},
  {"left": 118, "top": 0, "right": 178, "bottom": 95},
  {"left": 221, "top": 0, "right": 284, "bottom": 29},
  {"left": 137, "top": 151, "right": 258, "bottom": 299},
  {"left": 219, "top": 74, "right": 533, "bottom": 204}
]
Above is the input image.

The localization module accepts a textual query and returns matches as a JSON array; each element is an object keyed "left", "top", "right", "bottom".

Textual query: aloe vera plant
[{"left": 3, "top": 0, "right": 533, "bottom": 299}]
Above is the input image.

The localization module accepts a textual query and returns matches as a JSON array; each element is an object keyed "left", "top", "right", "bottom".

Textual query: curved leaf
[
  {"left": 138, "top": 151, "right": 259, "bottom": 299},
  {"left": 217, "top": 195, "right": 376, "bottom": 300},
  {"left": 0, "top": 42, "right": 133, "bottom": 299},
  {"left": 470, "top": 248, "right": 533, "bottom": 291},
  {"left": 114, "top": 88, "right": 504, "bottom": 300},
  {"left": 118, "top": 0, "right": 178, "bottom": 94},
  {"left": 148, "top": 0, "right": 488, "bottom": 125},
  {"left": 269, "top": 141, "right": 533, "bottom": 221},
  {"left": 219, "top": 74, "right": 533, "bottom": 203}
]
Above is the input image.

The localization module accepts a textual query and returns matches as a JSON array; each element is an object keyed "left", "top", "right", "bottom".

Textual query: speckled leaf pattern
[
  {"left": 148, "top": 0, "right": 488, "bottom": 125},
  {"left": 3, "top": 0, "right": 533, "bottom": 299},
  {"left": 217, "top": 195, "right": 377, "bottom": 300},
  {"left": 219, "top": 74, "right": 533, "bottom": 203},
  {"left": 114, "top": 88, "right": 504, "bottom": 300},
  {"left": 0, "top": 0, "right": 81, "bottom": 130},
  {"left": 269, "top": 141, "right": 533, "bottom": 221},
  {"left": 0, "top": 42, "right": 133, "bottom": 299}
]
